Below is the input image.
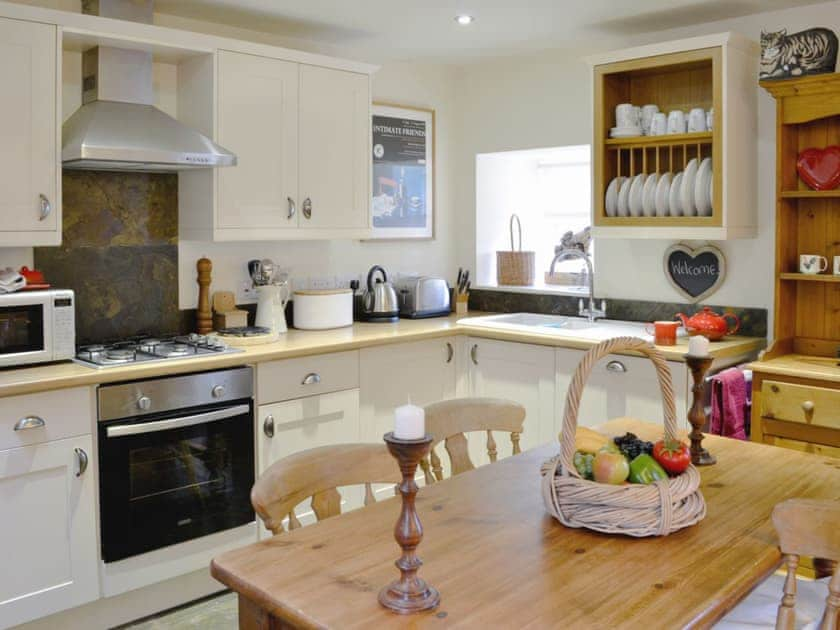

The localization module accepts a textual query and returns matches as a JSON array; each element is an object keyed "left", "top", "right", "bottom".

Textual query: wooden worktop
[
  {"left": 748, "top": 354, "right": 840, "bottom": 384},
  {"left": 0, "top": 314, "right": 764, "bottom": 398},
  {"left": 211, "top": 420, "right": 840, "bottom": 629}
]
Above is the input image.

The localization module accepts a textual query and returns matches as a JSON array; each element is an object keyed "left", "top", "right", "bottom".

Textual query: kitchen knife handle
[
  {"left": 287, "top": 197, "right": 296, "bottom": 220},
  {"left": 39, "top": 194, "right": 51, "bottom": 221}
]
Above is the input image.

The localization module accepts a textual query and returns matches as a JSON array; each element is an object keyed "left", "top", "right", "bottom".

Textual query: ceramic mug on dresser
[
  {"left": 800, "top": 254, "right": 829, "bottom": 274},
  {"left": 649, "top": 112, "right": 668, "bottom": 136},
  {"left": 667, "top": 110, "right": 687, "bottom": 134},
  {"left": 834, "top": 256, "right": 840, "bottom": 275},
  {"left": 645, "top": 320, "right": 681, "bottom": 346},
  {"left": 640, "top": 104, "right": 659, "bottom": 134},
  {"left": 706, "top": 108, "right": 714, "bottom": 131},
  {"left": 688, "top": 108, "right": 707, "bottom": 132},
  {"left": 615, "top": 103, "right": 639, "bottom": 128}
]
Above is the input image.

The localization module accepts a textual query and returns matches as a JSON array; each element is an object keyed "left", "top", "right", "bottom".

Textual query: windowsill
[{"left": 473, "top": 283, "right": 589, "bottom": 296}]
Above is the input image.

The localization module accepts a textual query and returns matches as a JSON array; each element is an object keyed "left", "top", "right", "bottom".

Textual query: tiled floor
[{"left": 120, "top": 592, "right": 237, "bottom": 629}]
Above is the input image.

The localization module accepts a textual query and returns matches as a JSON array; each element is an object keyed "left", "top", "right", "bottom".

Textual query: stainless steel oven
[{"left": 97, "top": 367, "right": 255, "bottom": 563}]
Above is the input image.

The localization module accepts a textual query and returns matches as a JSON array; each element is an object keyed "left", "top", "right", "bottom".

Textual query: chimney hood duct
[{"left": 62, "top": 0, "right": 236, "bottom": 172}]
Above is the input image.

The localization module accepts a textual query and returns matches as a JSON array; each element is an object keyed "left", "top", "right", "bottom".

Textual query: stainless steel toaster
[{"left": 394, "top": 276, "right": 450, "bottom": 319}]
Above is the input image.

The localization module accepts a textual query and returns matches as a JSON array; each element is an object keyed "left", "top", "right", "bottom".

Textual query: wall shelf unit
[
  {"left": 588, "top": 33, "right": 758, "bottom": 240},
  {"left": 778, "top": 273, "right": 840, "bottom": 283}
]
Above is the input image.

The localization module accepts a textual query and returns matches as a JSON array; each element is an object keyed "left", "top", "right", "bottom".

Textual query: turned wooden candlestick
[
  {"left": 196, "top": 257, "right": 213, "bottom": 334},
  {"left": 685, "top": 353, "right": 716, "bottom": 466},
  {"left": 379, "top": 432, "right": 440, "bottom": 615}
]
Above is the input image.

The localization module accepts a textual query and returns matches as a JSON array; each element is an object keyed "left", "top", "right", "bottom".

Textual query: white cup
[
  {"left": 706, "top": 108, "right": 714, "bottom": 131},
  {"left": 800, "top": 254, "right": 828, "bottom": 274},
  {"left": 688, "top": 108, "right": 707, "bottom": 132},
  {"left": 615, "top": 103, "right": 639, "bottom": 128},
  {"left": 649, "top": 112, "right": 667, "bottom": 136},
  {"left": 667, "top": 110, "right": 687, "bottom": 134},
  {"left": 640, "top": 104, "right": 659, "bottom": 135},
  {"left": 833, "top": 256, "right": 840, "bottom": 275}
]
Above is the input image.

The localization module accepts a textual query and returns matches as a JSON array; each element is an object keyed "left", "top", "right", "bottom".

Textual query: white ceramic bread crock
[{"left": 292, "top": 289, "right": 353, "bottom": 330}]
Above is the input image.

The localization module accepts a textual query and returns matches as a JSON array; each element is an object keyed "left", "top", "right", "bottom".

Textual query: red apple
[{"left": 593, "top": 451, "right": 630, "bottom": 484}]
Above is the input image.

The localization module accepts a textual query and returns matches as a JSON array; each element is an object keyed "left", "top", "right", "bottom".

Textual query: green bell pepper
[{"left": 628, "top": 453, "right": 668, "bottom": 484}]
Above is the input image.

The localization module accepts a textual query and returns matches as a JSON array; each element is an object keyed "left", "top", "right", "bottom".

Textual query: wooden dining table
[{"left": 211, "top": 419, "right": 840, "bottom": 629}]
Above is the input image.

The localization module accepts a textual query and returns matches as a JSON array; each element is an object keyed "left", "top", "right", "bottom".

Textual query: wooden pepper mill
[
  {"left": 196, "top": 257, "right": 213, "bottom": 334},
  {"left": 379, "top": 432, "right": 440, "bottom": 614}
]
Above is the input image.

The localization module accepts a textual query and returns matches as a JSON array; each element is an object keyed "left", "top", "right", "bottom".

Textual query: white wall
[{"left": 455, "top": 0, "right": 840, "bottom": 340}]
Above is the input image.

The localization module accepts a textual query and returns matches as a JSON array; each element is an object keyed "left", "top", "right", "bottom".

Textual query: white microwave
[{"left": 0, "top": 289, "right": 75, "bottom": 368}]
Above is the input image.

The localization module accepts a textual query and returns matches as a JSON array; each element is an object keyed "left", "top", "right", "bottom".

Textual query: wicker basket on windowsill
[{"left": 541, "top": 336, "right": 706, "bottom": 537}]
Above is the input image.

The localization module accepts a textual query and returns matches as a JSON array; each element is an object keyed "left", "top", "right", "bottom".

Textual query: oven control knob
[
  {"left": 211, "top": 385, "right": 225, "bottom": 399},
  {"left": 137, "top": 395, "right": 152, "bottom": 411}
]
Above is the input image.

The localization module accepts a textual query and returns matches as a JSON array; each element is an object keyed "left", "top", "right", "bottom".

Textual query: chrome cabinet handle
[
  {"left": 470, "top": 344, "right": 478, "bottom": 365},
  {"left": 287, "top": 196, "right": 296, "bottom": 220},
  {"left": 75, "top": 447, "right": 88, "bottom": 477},
  {"left": 264, "top": 414, "right": 275, "bottom": 438},
  {"left": 446, "top": 342, "right": 453, "bottom": 364},
  {"left": 302, "top": 372, "right": 321, "bottom": 385},
  {"left": 302, "top": 197, "right": 312, "bottom": 219},
  {"left": 39, "top": 194, "right": 51, "bottom": 221},
  {"left": 14, "top": 416, "right": 46, "bottom": 431},
  {"left": 606, "top": 360, "right": 627, "bottom": 374}
]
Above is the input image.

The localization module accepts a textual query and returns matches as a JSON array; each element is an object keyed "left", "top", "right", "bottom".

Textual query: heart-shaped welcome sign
[
  {"left": 664, "top": 244, "right": 726, "bottom": 303},
  {"left": 797, "top": 146, "right": 840, "bottom": 191}
]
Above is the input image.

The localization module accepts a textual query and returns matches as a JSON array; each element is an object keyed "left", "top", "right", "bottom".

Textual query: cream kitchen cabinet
[
  {"left": 555, "top": 348, "right": 689, "bottom": 432},
  {"left": 212, "top": 51, "right": 371, "bottom": 240},
  {"left": 466, "top": 338, "right": 556, "bottom": 466},
  {"left": 0, "top": 436, "right": 98, "bottom": 629},
  {"left": 0, "top": 16, "right": 60, "bottom": 246}
]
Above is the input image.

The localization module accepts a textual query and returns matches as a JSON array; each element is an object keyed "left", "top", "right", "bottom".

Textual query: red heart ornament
[{"left": 797, "top": 146, "right": 840, "bottom": 191}]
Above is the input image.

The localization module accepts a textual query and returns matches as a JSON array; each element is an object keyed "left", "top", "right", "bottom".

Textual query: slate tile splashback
[
  {"left": 468, "top": 289, "right": 767, "bottom": 338},
  {"left": 34, "top": 171, "right": 180, "bottom": 345}
]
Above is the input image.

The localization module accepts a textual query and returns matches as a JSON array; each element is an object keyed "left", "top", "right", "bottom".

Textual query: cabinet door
[
  {"left": 359, "top": 339, "right": 456, "bottom": 442},
  {"left": 298, "top": 65, "right": 369, "bottom": 229},
  {"left": 217, "top": 51, "right": 299, "bottom": 230},
  {"left": 0, "top": 17, "right": 59, "bottom": 240},
  {"left": 257, "top": 389, "right": 360, "bottom": 535},
  {"left": 0, "top": 435, "right": 98, "bottom": 628},
  {"left": 556, "top": 348, "right": 689, "bottom": 433},
  {"left": 467, "top": 338, "right": 555, "bottom": 466}
]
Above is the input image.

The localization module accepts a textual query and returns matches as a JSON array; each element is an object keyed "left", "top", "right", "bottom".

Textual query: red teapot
[{"left": 675, "top": 307, "right": 740, "bottom": 341}]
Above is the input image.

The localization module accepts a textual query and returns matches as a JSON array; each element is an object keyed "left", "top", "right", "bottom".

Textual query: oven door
[
  {"left": 0, "top": 293, "right": 52, "bottom": 367},
  {"left": 99, "top": 400, "right": 255, "bottom": 563}
]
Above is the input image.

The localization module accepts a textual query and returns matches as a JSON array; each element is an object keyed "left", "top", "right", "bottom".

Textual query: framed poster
[{"left": 369, "top": 103, "right": 435, "bottom": 240}]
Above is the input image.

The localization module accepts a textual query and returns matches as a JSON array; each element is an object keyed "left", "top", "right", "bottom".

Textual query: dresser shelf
[
  {"left": 779, "top": 273, "right": 840, "bottom": 283},
  {"left": 780, "top": 189, "right": 840, "bottom": 199},
  {"left": 604, "top": 131, "right": 713, "bottom": 149}
]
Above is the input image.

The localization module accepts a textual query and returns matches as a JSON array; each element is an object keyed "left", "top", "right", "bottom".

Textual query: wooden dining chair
[
  {"left": 251, "top": 443, "right": 402, "bottom": 535},
  {"left": 420, "top": 397, "right": 526, "bottom": 484},
  {"left": 772, "top": 498, "right": 840, "bottom": 629}
]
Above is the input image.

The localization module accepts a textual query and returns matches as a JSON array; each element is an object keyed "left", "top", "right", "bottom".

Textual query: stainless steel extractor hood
[{"left": 62, "top": 0, "right": 236, "bottom": 172}]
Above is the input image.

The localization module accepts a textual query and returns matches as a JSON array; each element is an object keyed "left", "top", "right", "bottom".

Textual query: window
[{"left": 475, "top": 145, "right": 592, "bottom": 291}]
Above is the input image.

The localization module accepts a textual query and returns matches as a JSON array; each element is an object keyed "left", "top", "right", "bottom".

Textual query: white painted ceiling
[{"left": 153, "top": 0, "right": 828, "bottom": 62}]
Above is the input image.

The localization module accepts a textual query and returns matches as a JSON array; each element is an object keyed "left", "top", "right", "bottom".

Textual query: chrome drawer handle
[
  {"left": 75, "top": 447, "right": 88, "bottom": 477},
  {"left": 302, "top": 373, "right": 321, "bottom": 385},
  {"left": 302, "top": 197, "right": 312, "bottom": 219},
  {"left": 39, "top": 194, "right": 51, "bottom": 221},
  {"left": 470, "top": 344, "right": 478, "bottom": 365},
  {"left": 446, "top": 342, "right": 453, "bottom": 364},
  {"left": 14, "top": 416, "right": 46, "bottom": 431},
  {"left": 264, "top": 414, "right": 275, "bottom": 438},
  {"left": 606, "top": 360, "right": 627, "bottom": 374},
  {"left": 287, "top": 197, "right": 296, "bottom": 220}
]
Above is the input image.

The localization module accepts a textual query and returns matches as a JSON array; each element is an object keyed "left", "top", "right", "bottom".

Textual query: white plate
[
  {"left": 680, "top": 158, "right": 698, "bottom": 217},
  {"left": 669, "top": 172, "right": 684, "bottom": 216},
  {"left": 642, "top": 172, "right": 658, "bottom": 217},
  {"left": 617, "top": 176, "right": 632, "bottom": 217},
  {"left": 628, "top": 173, "right": 646, "bottom": 217},
  {"left": 605, "top": 176, "right": 624, "bottom": 217},
  {"left": 694, "top": 158, "right": 712, "bottom": 217},
  {"left": 655, "top": 172, "right": 672, "bottom": 217},
  {"left": 709, "top": 171, "right": 714, "bottom": 212}
]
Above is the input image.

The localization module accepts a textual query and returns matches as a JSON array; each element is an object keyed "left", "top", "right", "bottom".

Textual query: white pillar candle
[
  {"left": 394, "top": 402, "right": 425, "bottom": 440},
  {"left": 687, "top": 335, "right": 711, "bottom": 357}
]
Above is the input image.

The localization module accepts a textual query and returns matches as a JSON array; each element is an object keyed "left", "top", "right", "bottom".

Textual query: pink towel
[{"left": 710, "top": 368, "right": 748, "bottom": 440}]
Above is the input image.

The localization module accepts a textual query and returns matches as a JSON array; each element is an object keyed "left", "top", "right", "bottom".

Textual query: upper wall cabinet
[
  {"left": 588, "top": 33, "right": 758, "bottom": 240},
  {"left": 209, "top": 51, "right": 372, "bottom": 241},
  {"left": 0, "top": 17, "right": 60, "bottom": 246}
]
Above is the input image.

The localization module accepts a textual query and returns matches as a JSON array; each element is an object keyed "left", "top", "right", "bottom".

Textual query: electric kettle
[{"left": 357, "top": 265, "right": 399, "bottom": 322}]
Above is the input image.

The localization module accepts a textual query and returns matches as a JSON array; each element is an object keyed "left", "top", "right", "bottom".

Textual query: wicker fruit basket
[
  {"left": 496, "top": 214, "right": 535, "bottom": 286},
  {"left": 541, "top": 336, "right": 706, "bottom": 537}
]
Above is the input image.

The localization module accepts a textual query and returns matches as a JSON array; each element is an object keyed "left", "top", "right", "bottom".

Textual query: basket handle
[
  {"left": 559, "top": 336, "right": 678, "bottom": 478},
  {"left": 509, "top": 214, "right": 523, "bottom": 252}
]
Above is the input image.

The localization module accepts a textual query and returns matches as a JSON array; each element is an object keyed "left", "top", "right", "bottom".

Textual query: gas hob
[{"left": 74, "top": 334, "right": 242, "bottom": 369}]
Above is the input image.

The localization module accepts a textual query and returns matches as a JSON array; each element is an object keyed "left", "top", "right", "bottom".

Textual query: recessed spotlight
[{"left": 455, "top": 14, "right": 474, "bottom": 25}]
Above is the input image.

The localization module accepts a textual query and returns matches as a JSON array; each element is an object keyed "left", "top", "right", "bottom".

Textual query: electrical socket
[
  {"left": 238, "top": 282, "right": 258, "bottom": 304},
  {"left": 310, "top": 276, "right": 337, "bottom": 290}
]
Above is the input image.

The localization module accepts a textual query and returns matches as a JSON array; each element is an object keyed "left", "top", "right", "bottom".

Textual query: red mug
[{"left": 645, "top": 320, "right": 681, "bottom": 346}]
